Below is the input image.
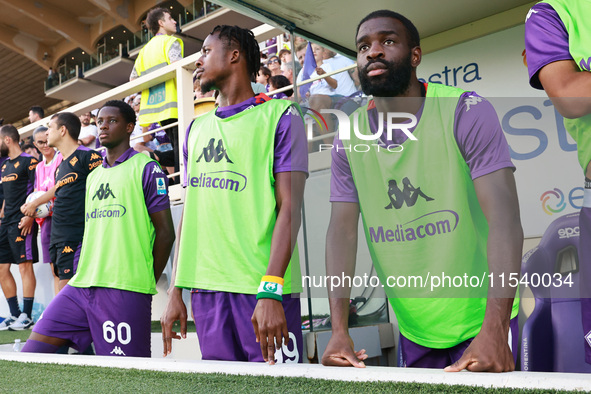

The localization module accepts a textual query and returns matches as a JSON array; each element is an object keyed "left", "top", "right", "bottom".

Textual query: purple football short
[
  {"left": 398, "top": 317, "right": 519, "bottom": 368},
  {"left": 579, "top": 206, "right": 591, "bottom": 364},
  {"left": 191, "top": 291, "right": 303, "bottom": 363},
  {"left": 30, "top": 285, "right": 152, "bottom": 357}
]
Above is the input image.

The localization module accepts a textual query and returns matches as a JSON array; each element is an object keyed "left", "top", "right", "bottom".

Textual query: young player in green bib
[
  {"left": 161, "top": 25, "right": 308, "bottom": 364},
  {"left": 321, "top": 10, "right": 522, "bottom": 372},
  {"left": 22, "top": 100, "right": 175, "bottom": 356}
]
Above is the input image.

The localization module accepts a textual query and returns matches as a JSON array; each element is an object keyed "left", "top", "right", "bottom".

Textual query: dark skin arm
[
  {"left": 251, "top": 171, "right": 306, "bottom": 364},
  {"left": 149, "top": 208, "right": 175, "bottom": 283},
  {"left": 538, "top": 60, "right": 591, "bottom": 178},
  {"left": 445, "top": 168, "right": 523, "bottom": 372},
  {"left": 160, "top": 204, "right": 188, "bottom": 357},
  {"left": 538, "top": 59, "right": 591, "bottom": 119},
  {"left": 320, "top": 202, "right": 368, "bottom": 367}
]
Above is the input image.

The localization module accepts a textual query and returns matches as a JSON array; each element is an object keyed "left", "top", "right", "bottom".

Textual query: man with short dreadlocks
[{"left": 161, "top": 25, "right": 308, "bottom": 364}]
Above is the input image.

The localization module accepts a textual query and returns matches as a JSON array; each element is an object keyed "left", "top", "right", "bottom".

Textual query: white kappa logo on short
[{"left": 110, "top": 346, "right": 126, "bottom": 356}]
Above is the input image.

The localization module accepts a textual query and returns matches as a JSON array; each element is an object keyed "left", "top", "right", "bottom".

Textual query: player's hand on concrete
[
  {"left": 444, "top": 326, "right": 514, "bottom": 372},
  {"left": 160, "top": 287, "right": 187, "bottom": 357},
  {"left": 321, "top": 331, "right": 367, "bottom": 367},
  {"left": 18, "top": 216, "right": 34, "bottom": 236},
  {"left": 251, "top": 298, "right": 288, "bottom": 365},
  {"left": 20, "top": 202, "right": 37, "bottom": 217}
]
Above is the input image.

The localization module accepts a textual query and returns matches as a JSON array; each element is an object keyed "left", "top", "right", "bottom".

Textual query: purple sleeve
[
  {"left": 454, "top": 92, "right": 515, "bottom": 180},
  {"left": 524, "top": 2, "right": 571, "bottom": 90},
  {"left": 182, "top": 120, "right": 194, "bottom": 188},
  {"left": 273, "top": 105, "right": 309, "bottom": 175},
  {"left": 142, "top": 162, "right": 171, "bottom": 214},
  {"left": 28, "top": 157, "right": 38, "bottom": 194},
  {"left": 329, "top": 135, "right": 359, "bottom": 203}
]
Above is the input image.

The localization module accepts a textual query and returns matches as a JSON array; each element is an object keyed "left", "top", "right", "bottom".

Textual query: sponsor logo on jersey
[
  {"left": 369, "top": 210, "right": 459, "bottom": 244},
  {"left": 86, "top": 204, "right": 127, "bottom": 222},
  {"left": 28, "top": 160, "right": 38, "bottom": 171},
  {"left": 70, "top": 157, "right": 78, "bottom": 167},
  {"left": 187, "top": 171, "right": 247, "bottom": 193},
  {"left": 156, "top": 177, "right": 167, "bottom": 195},
  {"left": 89, "top": 159, "right": 102, "bottom": 170},
  {"left": 92, "top": 183, "right": 116, "bottom": 201},
  {"left": 110, "top": 346, "right": 126, "bottom": 356},
  {"left": 385, "top": 177, "right": 434, "bottom": 210},
  {"left": 1, "top": 164, "right": 6, "bottom": 171},
  {"left": 197, "top": 138, "right": 233, "bottom": 163},
  {"left": 62, "top": 246, "right": 74, "bottom": 254},
  {"left": 1, "top": 173, "right": 17, "bottom": 182},
  {"left": 56, "top": 172, "right": 78, "bottom": 189}
]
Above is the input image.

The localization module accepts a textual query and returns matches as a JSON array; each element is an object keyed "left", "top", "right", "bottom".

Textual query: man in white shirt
[{"left": 78, "top": 112, "right": 98, "bottom": 149}]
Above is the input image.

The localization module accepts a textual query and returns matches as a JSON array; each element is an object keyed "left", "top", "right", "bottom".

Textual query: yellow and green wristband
[{"left": 256, "top": 275, "right": 284, "bottom": 302}]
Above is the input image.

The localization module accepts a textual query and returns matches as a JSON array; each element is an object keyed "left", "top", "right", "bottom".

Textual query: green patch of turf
[
  {"left": 0, "top": 360, "right": 575, "bottom": 393},
  {"left": 0, "top": 329, "right": 32, "bottom": 345}
]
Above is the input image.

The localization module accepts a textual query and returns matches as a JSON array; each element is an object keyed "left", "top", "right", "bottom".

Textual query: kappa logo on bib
[
  {"left": 197, "top": 138, "right": 233, "bottom": 164},
  {"left": 385, "top": 177, "right": 434, "bottom": 210},
  {"left": 92, "top": 183, "right": 116, "bottom": 201}
]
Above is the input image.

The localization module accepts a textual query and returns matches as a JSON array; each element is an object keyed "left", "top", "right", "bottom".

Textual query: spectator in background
[
  {"left": 324, "top": 50, "right": 358, "bottom": 97},
  {"left": 309, "top": 44, "right": 338, "bottom": 96},
  {"left": 295, "top": 41, "right": 308, "bottom": 86},
  {"left": 281, "top": 62, "right": 294, "bottom": 84},
  {"left": 130, "top": 6, "right": 183, "bottom": 177},
  {"left": 278, "top": 49, "right": 292, "bottom": 65},
  {"left": 78, "top": 112, "right": 98, "bottom": 149},
  {"left": 269, "top": 75, "right": 293, "bottom": 99},
  {"left": 31, "top": 126, "right": 62, "bottom": 295},
  {"left": 129, "top": 95, "right": 146, "bottom": 150},
  {"left": 256, "top": 66, "right": 272, "bottom": 91},
  {"left": 267, "top": 55, "right": 282, "bottom": 76},
  {"left": 28, "top": 106, "right": 44, "bottom": 124},
  {"left": 265, "top": 36, "right": 277, "bottom": 56},
  {"left": 21, "top": 143, "right": 40, "bottom": 161}
]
